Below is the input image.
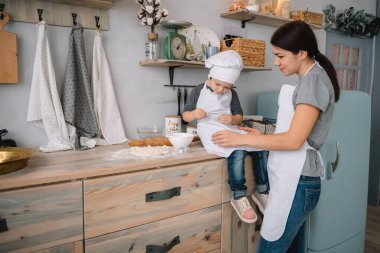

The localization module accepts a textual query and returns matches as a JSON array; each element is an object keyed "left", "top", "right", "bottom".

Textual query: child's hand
[
  {"left": 192, "top": 108, "right": 207, "bottom": 120},
  {"left": 218, "top": 114, "right": 233, "bottom": 125}
]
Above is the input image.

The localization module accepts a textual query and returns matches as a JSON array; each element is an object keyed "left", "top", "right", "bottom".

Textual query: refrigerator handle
[{"left": 330, "top": 142, "right": 339, "bottom": 173}]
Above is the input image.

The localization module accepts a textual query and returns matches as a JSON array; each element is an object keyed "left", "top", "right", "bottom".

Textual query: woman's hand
[{"left": 212, "top": 130, "right": 246, "bottom": 147}]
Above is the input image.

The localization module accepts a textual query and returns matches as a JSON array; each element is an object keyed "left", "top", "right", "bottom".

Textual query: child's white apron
[
  {"left": 196, "top": 83, "right": 259, "bottom": 158},
  {"left": 261, "top": 79, "right": 324, "bottom": 241}
]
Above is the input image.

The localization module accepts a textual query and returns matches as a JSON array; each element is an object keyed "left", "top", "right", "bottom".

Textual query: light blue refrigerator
[{"left": 257, "top": 90, "right": 371, "bottom": 253}]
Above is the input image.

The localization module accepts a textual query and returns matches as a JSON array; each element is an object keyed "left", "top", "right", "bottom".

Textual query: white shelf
[{"left": 220, "top": 9, "right": 323, "bottom": 29}]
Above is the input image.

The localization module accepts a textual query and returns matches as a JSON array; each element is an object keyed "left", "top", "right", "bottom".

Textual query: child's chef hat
[{"left": 205, "top": 50, "right": 243, "bottom": 85}]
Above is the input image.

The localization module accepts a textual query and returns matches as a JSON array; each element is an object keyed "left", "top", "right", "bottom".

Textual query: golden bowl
[{"left": 0, "top": 147, "right": 33, "bottom": 175}]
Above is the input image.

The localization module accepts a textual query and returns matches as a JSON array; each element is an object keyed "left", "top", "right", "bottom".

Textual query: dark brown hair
[{"left": 270, "top": 20, "right": 340, "bottom": 101}]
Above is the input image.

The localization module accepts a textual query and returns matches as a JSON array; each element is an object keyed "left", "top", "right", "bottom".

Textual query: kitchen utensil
[
  {"left": 168, "top": 133, "right": 194, "bottom": 153},
  {"left": 177, "top": 88, "right": 181, "bottom": 116},
  {"left": 182, "top": 87, "right": 188, "bottom": 125},
  {"left": 0, "top": 11, "right": 18, "bottom": 83},
  {"left": 0, "top": 147, "right": 33, "bottom": 175},
  {"left": 205, "top": 46, "right": 219, "bottom": 59},
  {"left": 161, "top": 20, "right": 192, "bottom": 60},
  {"left": 136, "top": 125, "right": 164, "bottom": 139}
]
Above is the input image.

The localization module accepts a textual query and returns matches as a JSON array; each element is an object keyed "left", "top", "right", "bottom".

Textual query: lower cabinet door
[
  {"left": 32, "top": 241, "right": 83, "bottom": 253},
  {"left": 0, "top": 181, "right": 83, "bottom": 253},
  {"left": 85, "top": 205, "right": 221, "bottom": 253}
]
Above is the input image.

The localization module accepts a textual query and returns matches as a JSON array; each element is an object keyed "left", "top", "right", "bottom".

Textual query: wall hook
[
  {"left": 72, "top": 13, "right": 77, "bottom": 25},
  {"left": 95, "top": 16, "right": 100, "bottom": 29},
  {"left": 37, "top": 9, "right": 43, "bottom": 22},
  {"left": 0, "top": 3, "right": 4, "bottom": 20}
]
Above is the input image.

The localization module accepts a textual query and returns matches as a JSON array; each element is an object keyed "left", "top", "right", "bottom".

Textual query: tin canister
[
  {"left": 186, "top": 125, "right": 198, "bottom": 137},
  {"left": 165, "top": 115, "right": 182, "bottom": 136}
]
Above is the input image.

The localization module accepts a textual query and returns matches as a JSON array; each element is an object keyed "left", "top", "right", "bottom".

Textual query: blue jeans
[
  {"left": 227, "top": 150, "right": 270, "bottom": 199},
  {"left": 257, "top": 175, "right": 321, "bottom": 253},
  {"left": 249, "top": 151, "right": 270, "bottom": 194}
]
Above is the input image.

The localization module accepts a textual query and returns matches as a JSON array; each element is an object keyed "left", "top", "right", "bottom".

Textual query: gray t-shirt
[
  {"left": 183, "top": 82, "right": 243, "bottom": 115},
  {"left": 293, "top": 64, "right": 336, "bottom": 177}
]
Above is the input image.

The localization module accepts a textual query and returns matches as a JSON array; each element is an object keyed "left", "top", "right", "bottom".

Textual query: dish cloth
[
  {"left": 27, "top": 21, "right": 72, "bottom": 152},
  {"left": 62, "top": 23, "right": 100, "bottom": 150},
  {"left": 92, "top": 30, "right": 128, "bottom": 144}
]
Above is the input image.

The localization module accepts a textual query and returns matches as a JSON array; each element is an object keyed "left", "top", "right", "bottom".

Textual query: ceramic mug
[
  {"left": 205, "top": 46, "right": 219, "bottom": 59},
  {"left": 165, "top": 115, "right": 182, "bottom": 136}
]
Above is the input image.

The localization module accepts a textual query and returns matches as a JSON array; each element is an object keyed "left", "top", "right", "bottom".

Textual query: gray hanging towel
[{"left": 62, "top": 24, "right": 99, "bottom": 150}]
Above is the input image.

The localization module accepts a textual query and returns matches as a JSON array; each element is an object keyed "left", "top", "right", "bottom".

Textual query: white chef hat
[{"left": 205, "top": 50, "right": 243, "bottom": 85}]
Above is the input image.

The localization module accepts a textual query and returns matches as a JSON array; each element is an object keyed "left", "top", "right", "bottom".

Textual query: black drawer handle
[
  {"left": 145, "top": 187, "right": 181, "bottom": 202},
  {"left": 146, "top": 235, "right": 180, "bottom": 253},
  {"left": 0, "top": 218, "right": 8, "bottom": 233}
]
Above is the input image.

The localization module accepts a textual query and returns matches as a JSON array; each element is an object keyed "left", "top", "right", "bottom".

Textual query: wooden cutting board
[{"left": 0, "top": 12, "right": 18, "bottom": 84}]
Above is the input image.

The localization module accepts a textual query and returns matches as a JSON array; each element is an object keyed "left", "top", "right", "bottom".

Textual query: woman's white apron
[
  {"left": 261, "top": 80, "right": 324, "bottom": 241},
  {"left": 196, "top": 83, "right": 259, "bottom": 158}
]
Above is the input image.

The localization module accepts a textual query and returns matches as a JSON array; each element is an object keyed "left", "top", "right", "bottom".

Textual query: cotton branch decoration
[{"left": 137, "top": 0, "right": 169, "bottom": 34}]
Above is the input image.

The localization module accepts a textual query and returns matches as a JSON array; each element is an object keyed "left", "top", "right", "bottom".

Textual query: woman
[{"left": 212, "top": 20, "right": 340, "bottom": 253}]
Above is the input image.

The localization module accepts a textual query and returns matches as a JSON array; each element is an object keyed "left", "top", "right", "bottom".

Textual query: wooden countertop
[{"left": 0, "top": 143, "right": 220, "bottom": 191}]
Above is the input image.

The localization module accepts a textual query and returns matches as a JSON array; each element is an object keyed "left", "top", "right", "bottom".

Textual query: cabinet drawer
[
  {"left": 85, "top": 205, "right": 221, "bottom": 253},
  {"left": 0, "top": 181, "right": 83, "bottom": 253},
  {"left": 84, "top": 159, "right": 223, "bottom": 238}
]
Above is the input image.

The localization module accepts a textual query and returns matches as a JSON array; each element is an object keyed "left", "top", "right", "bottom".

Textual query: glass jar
[
  {"left": 246, "top": 0, "right": 260, "bottom": 12},
  {"left": 281, "top": 0, "right": 291, "bottom": 18},
  {"left": 145, "top": 33, "right": 160, "bottom": 60},
  {"left": 260, "top": 0, "right": 272, "bottom": 14}
]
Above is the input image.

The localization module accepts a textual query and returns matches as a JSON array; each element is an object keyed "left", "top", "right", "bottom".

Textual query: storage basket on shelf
[
  {"left": 220, "top": 38, "right": 265, "bottom": 67},
  {"left": 290, "top": 10, "right": 323, "bottom": 26}
]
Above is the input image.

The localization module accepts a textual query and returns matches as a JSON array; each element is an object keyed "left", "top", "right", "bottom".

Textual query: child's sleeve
[
  {"left": 183, "top": 84, "right": 203, "bottom": 112},
  {"left": 230, "top": 89, "right": 243, "bottom": 115}
]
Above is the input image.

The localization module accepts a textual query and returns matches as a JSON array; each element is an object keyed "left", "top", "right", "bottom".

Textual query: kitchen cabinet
[
  {"left": 0, "top": 144, "right": 259, "bottom": 253},
  {"left": 0, "top": 181, "right": 83, "bottom": 253},
  {"left": 220, "top": 9, "right": 323, "bottom": 29}
]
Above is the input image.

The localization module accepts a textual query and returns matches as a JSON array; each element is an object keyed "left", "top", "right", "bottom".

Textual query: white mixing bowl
[{"left": 168, "top": 133, "right": 194, "bottom": 151}]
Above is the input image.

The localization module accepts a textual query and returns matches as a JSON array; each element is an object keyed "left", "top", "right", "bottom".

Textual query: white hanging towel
[
  {"left": 27, "top": 21, "right": 72, "bottom": 152},
  {"left": 92, "top": 30, "right": 128, "bottom": 144}
]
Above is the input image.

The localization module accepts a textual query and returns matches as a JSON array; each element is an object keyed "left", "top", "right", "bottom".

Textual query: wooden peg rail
[{"left": 1, "top": 0, "right": 111, "bottom": 30}]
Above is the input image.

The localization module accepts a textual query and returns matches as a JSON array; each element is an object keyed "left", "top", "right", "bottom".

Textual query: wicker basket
[
  {"left": 290, "top": 10, "right": 323, "bottom": 26},
  {"left": 220, "top": 38, "right": 265, "bottom": 67}
]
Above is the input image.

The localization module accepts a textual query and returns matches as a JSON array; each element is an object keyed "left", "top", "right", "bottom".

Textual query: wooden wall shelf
[
  {"left": 139, "top": 59, "right": 272, "bottom": 72},
  {"left": 44, "top": 0, "right": 113, "bottom": 10},
  {"left": 220, "top": 9, "right": 323, "bottom": 29},
  {"left": 1, "top": 0, "right": 112, "bottom": 30}
]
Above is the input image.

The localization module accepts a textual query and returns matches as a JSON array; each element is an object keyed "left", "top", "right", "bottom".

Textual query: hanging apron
[
  {"left": 196, "top": 83, "right": 260, "bottom": 157},
  {"left": 261, "top": 64, "right": 325, "bottom": 241}
]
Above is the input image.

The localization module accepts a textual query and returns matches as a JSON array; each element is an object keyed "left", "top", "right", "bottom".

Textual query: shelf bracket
[
  {"left": 165, "top": 66, "right": 198, "bottom": 89},
  {"left": 241, "top": 17, "right": 256, "bottom": 28}
]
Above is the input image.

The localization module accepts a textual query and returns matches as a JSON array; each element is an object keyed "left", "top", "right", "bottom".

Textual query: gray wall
[{"left": 0, "top": 0, "right": 376, "bottom": 148}]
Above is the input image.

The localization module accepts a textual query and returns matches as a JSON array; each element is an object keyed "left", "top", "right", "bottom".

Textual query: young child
[{"left": 183, "top": 50, "right": 267, "bottom": 223}]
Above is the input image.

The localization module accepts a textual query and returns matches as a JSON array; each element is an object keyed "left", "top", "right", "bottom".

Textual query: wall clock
[{"left": 161, "top": 20, "right": 192, "bottom": 60}]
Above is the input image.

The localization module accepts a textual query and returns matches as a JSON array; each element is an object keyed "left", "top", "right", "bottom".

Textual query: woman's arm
[{"left": 212, "top": 104, "right": 320, "bottom": 151}]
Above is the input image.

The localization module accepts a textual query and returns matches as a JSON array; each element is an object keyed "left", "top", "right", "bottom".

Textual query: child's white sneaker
[
  {"left": 251, "top": 191, "right": 269, "bottom": 214},
  {"left": 231, "top": 196, "right": 257, "bottom": 223}
]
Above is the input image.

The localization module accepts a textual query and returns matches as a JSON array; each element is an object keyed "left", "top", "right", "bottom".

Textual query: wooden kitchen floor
[{"left": 365, "top": 205, "right": 380, "bottom": 253}]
